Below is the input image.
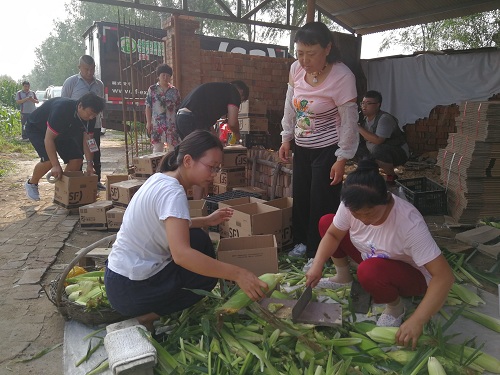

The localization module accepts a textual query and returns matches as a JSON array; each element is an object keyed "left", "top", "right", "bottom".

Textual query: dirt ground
[{"left": 0, "top": 133, "right": 497, "bottom": 374}]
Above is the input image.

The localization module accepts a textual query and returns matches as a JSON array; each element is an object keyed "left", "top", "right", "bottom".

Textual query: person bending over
[{"left": 306, "top": 159, "right": 454, "bottom": 349}]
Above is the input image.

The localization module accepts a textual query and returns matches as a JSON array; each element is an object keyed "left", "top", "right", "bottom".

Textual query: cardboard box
[
  {"left": 214, "top": 167, "right": 246, "bottom": 187},
  {"left": 109, "top": 179, "right": 145, "bottom": 207},
  {"left": 232, "top": 186, "right": 268, "bottom": 200},
  {"left": 239, "top": 99, "right": 267, "bottom": 117},
  {"left": 217, "top": 234, "right": 278, "bottom": 276},
  {"left": 222, "top": 146, "right": 247, "bottom": 168},
  {"left": 218, "top": 196, "right": 266, "bottom": 237},
  {"left": 106, "top": 174, "right": 129, "bottom": 201},
  {"left": 106, "top": 207, "right": 126, "bottom": 232},
  {"left": 226, "top": 202, "right": 282, "bottom": 240},
  {"left": 212, "top": 183, "right": 231, "bottom": 195},
  {"left": 264, "top": 197, "right": 293, "bottom": 249},
  {"left": 189, "top": 200, "right": 208, "bottom": 218},
  {"left": 53, "top": 171, "right": 98, "bottom": 209},
  {"left": 238, "top": 117, "right": 268, "bottom": 132},
  {"left": 132, "top": 152, "right": 166, "bottom": 177},
  {"left": 79, "top": 200, "right": 114, "bottom": 230}
]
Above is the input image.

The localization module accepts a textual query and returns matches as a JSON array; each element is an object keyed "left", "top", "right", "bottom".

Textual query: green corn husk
[
  {"left": 449, "top": 283, "right": 485, "bottom": 306},
  {"left": 387, "top": 349, "right": 417, "bottom": 364},
  {"left": 216, "top": 273, "right": 285, "bottom": 315},
  {"left": 448, "top": 344, "right": 500, "bottom": 374},
  {"left": 460, "top": 308, "right": 500, "bottom": 333}
]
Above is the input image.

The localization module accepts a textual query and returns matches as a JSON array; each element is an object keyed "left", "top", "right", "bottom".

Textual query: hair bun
[{"left": 356, "top": 158, "right": 379, "bottom": 172}]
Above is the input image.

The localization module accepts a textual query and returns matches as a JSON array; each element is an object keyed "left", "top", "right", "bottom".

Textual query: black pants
[
  {"left": 292, "top": 144, "right": 342, "bottom": 258},
  {"left": 21, "top": 113, "right": 30, "bottom": 139},
  {"left": 93, "top": 130, "right": 102, "bottom": 180},
  {"left": 104, "top": 228, "right": 217, "bottom": 317}
]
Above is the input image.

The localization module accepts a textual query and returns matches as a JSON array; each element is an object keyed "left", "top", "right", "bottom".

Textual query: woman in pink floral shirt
[{"left": 146, "top": 64, "right": 181, "bottom": 152}]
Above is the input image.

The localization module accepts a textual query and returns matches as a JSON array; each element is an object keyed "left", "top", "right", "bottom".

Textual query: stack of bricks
[
  {"left": 246, "top": 148, "right": 293, "bottom": 199},
  {"left": 238, "top": 99, "right": 269, "bottom": 149},
  {"left": 404, "top": 104, "right": 459, "bottom": 155}
]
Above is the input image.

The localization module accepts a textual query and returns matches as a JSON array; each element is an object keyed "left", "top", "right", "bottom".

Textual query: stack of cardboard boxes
[
  {"left": 211, "top": 146, "right": 248, "bottom": 195},
  {"left": 238, "top": 99, "right": 269, "bottom": 149}
]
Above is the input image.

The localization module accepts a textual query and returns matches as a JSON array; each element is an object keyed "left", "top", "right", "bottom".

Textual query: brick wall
[{"left": 403, "top": 104, "right": 459, "bottom": 155}]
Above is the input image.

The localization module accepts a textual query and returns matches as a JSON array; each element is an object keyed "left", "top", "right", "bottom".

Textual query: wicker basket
[{"left": 47, "top": 234, "right": 126, "bottom": 326}]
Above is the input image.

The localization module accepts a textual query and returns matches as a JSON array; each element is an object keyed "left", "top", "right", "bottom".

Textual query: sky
[{"left": 0, "top": 0, "right": 403, "bottom": 83}]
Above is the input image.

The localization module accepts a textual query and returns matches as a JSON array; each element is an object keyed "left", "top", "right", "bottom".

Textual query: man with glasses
[{"left": 356, "top": 90, "right": 409, "bottom": 184}]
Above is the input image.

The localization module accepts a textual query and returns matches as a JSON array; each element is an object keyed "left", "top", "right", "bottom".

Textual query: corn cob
[
  {"left": 349, "top": 331, "right": 388, "bottom": 359},
  {"left": 427, "top": 356, "right": 447, "bottom": 375},
  {"left": 216, "top": 273, "right": 285, "bottom": 315},
  {"left": 386, "top": 349, "right": 416, "bottom": 364}
]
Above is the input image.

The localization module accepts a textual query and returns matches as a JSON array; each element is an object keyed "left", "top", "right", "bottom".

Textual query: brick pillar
[{"left": 162, "top": 15, "right": 201, "bottom": 98}]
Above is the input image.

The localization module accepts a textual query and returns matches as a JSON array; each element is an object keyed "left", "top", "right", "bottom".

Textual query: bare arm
[
  {"left": 44, "top": 129, "right": 63, "bottom": 178},
  {"left": 306, "top": 223, "right": 348, "bottom": 287},
  {"left": 165, "top": 217, "right": 268, "bottom": 300},
  {"left": 82, "top": 132, "right": 94, "bottom": 175},
  {"left": 279, "top": 75, "right": 295, "bottom": 162},
  {"left": 396, "top": 254, "right": 454, "bottom": 349},
  {"left": 358, "top": 125, "right": 385, "bottom": 145},
  {"left": 145, "top": 106, "right": 153, "bottom": 135},
  {"left": 190, "top": 208, "right": 233, "bottom": 228},
  {"left": 226, "top": 105, "right": 240, "bottom": 141}
]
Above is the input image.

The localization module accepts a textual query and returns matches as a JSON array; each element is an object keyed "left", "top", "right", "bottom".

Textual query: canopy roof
[{"left": 80, "top": 0, "right": 498, "bottom": 35}]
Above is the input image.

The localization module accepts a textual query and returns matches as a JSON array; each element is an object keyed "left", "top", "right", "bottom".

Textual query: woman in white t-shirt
[
  {"left": 104, "top": 130, "right": 268, "bottom": 331},
  {"left": 305, "top": 159, "right": 454, "bottom": 349}
]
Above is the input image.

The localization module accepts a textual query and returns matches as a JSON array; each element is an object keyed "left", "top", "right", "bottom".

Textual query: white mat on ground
[{"left": 63, "top": 320, "right": 111, "bottom": 375}]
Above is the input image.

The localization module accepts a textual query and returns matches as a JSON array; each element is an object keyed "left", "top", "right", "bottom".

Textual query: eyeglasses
[
  {"left": 361, "top": 102, "right": 379, "bottom": 106},
  {"left": 199, "top": 161, "right": 222, "bottom": 174}
]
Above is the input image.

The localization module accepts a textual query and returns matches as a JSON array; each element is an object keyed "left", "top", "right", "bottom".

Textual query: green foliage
[
  {"left": 379, "top": 10, "right": 499, "bottom": 54},
  {"left": 0, "top": 104, "right": 21, "bottom": 136},
  {"left": 0, "top": 78, "right": 21, "bottom": 109}
]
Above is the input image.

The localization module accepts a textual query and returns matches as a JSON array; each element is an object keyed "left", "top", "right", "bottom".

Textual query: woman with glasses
[
  {"left": 279, "top": 22, "right": 359, "bottom": 271},
  {"left": 104, "top": 130, "right": 268, "bottom": 332}
]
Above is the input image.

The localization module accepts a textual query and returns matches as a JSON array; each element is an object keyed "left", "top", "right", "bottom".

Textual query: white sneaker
[
  {"left": 302, "top": 258, "right": 315, "bottom": 272},
  {"left": 288, "top": 243, "right": 307, "bottom": 257},
  {"left": 24, "top": 180, "right": 40, "bottom": 201}
]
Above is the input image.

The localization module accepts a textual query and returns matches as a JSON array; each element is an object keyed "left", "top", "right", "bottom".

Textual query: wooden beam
[{"left": 306, "top": 0, "right": 315, "bottom": 23}]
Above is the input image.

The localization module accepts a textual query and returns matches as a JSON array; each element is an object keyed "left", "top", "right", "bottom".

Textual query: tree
[{"left": 379, "top": 10, "right": 499, "bottom": 54}]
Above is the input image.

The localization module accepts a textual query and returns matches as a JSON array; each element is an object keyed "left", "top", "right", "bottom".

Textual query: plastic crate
[
  {"left": 240, "top": 131, "right": 269, "bottom": 149},
  {"left": 396, "top": 177, "right": 447, "bottom": 216},
  {"left": 205, "top": 190, "right": 263, "bottom": 214}
]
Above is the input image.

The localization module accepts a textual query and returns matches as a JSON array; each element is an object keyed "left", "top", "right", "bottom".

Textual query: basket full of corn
[{"left": 47, "top": 234, "right": 126, "bottom": 326}]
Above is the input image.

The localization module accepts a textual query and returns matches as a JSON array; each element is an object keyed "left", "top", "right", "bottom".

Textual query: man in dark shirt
[
  {"left": 24, "top": 92, "right": 105, "bottom": 201},
  {"left": 175, "top": 80, "right": 249, "bottom": 199},
  {"left": 175, "top": 80, "right": 249, "bottom": 141}
]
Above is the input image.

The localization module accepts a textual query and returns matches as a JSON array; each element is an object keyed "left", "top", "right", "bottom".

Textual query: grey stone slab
[
  {"left": 7, "top": 252, "right": 30, "bottom": 261},
  {"left": 0, "top": 269, "right": 17, "bottom": 278},
  {"left": 62, "top": 219, "right": 79, "bottom": 227},
  {"left": 14, "top": 285, "right": 42, "bottom": 300},
  {"left": 9, "top": 322, "right": 44, "bottom": 343},
  {"left": 39, "top": 241, "right": 65, "bottom": 249},
  {"left": 17, "top": 268, "right": 46, "bottom": 285},
  {"left": 0, "top": 340, "right": 30, "bottom": 363},
  {"left": 0, "top": 244, "right": 17, "bottom": 253},
  {"left": 5, "top": 238, "right": 27, "bottom": 245},
  {"left": 1, "top": 260, "right": 25, "bottom": 270},
  {"left": 38, "top": 247, "right": 61, "bottom": 258}
]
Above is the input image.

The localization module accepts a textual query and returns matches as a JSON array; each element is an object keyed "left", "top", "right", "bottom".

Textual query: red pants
[{"left": 319, "top": 214, "right": 428, "bottom": 303}]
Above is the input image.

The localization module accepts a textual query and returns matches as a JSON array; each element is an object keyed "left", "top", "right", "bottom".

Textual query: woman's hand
[
  {"left": 396, "top": 316, "right": 425, "bottom": 350},
  {"left": 330, "top": 159, "right": 346, "bottom": 185},
  {"left": 305, "top": 260, "right": 323, "bottom": 288},
  {"left": 146, "top": 122, "right": 152, "bottom": 136},
  {"left": 235, "top": 269, "right": 269, "bottom": 301},
  {"left": 51, "top": 165, "right": 64, "bottom": 180},
  {"left": 206, "top": 207, "right": 234, "bottom": 226},
  {"left": 279, "top": 142, "right": 291, "bottom": 162}
]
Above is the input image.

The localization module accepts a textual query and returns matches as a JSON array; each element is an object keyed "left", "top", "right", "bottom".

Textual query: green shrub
[
  {"left": 0, "top": 78, "right": 20, "bottom": 109},
  {"left": 0, "top": 105, "right": 21, "bottom": 136}
]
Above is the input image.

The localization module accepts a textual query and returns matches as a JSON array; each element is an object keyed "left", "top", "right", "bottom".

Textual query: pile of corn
[
  {"left": 146, "top": 269, "right": 500, "bottom": 375},
  {"left": 64, "top": 267, "right": 110, "bottom": 311}
]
